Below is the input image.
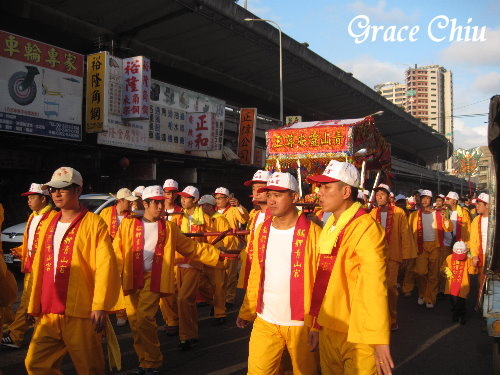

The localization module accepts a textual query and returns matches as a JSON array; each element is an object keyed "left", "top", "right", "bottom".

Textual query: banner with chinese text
[
  {"left": 0, "top": 30, "right": 84, "bottom": 140},
  {"left": 122, "top": 56, "right": 150, "bottom": 120},
  {"left": 237, "top": 108, "right": 257, "bottom": 164},
  {"left": 186, "top": 112, "right": 216, "bottom": 151},
  {"left": 86, "top": 52, "right": 106, "bottom": 133}
]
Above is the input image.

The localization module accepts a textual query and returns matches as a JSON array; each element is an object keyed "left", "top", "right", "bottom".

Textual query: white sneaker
[
  {"left": 116, "top": 318, "right": 128, "bottom": 327},
  {"left": 417, "top": 297, "right": 424, "bottom": 305},
  {"left": 426, "top": 303, "right": 434, "bottom": 309}
]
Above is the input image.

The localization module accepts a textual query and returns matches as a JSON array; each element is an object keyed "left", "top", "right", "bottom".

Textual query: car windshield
[{"left": 79, "top": 198, "right": 111, "bottom": 213}]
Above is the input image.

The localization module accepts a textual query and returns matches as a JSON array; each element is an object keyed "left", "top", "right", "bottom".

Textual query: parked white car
[{"left": 1, "top": 194, "right": 115, "bottom": 270}]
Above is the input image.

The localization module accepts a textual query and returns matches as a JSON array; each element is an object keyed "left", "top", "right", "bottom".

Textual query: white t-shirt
[
  {"left": 143, "top": 220, "right": 158, "bottom": 272},
  {"left": 450, "top": 210, "right": 458, "bottom": 236},
  {"left": 53, "top": 222, "right": 72, "bottom": 279},
  {"left": 254, "top": 211, "right": 266, "bottom": 229},
  {"left": 422, "top": 212, "right": 435, "bottom": 242},
  {"left": 258, "top": 225, "right": 304, "bottom": 327},
  {"left": 481, "top": 216, "right": 488, "bottom": 252},
  {"left": 118, "top": 215, "right": 124, "bottom": 224},
  {"left": 27, "top": 214, "right": 44, "bottom": 254},
  {"left": 380, "top": 212, "right": 388, "bottom": 228}
]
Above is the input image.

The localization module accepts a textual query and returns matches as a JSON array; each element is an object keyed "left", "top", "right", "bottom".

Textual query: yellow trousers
[
  {"left": 177, "top": 267, "right": 201, "bottom": 341},
  {"left": 199, "top": 267, "right": 226, "bottom": 317},
  {"left": 8, "top": 272, "right": 33, "bottom": 345},
  {"left": 159, "top": 293, "right": 178, "bottom": 327},
  {"left": 224, "top": 258, "right": 239, "bottom": 304},
  {"left": 319, "top": 328, "right": 375, "bottom": 375},
  {"left": 386, "top": 260, "right": 399, "bottom": 326},
  {"left": 438, "top": 246, "right": 452, "bottom": 293},
  {"left": 248, "top": 316, "right": 318, "bottom": 375},
  {"left": 25, "top": 313, "right": 104, "bottom": 375},
  {"left": 125, "top": 272, "right": 162, "bottom": 369},
  {"left": 415, "top": 242, "right": 440, "bottom": 304},
  {"left": 402, "top": 258, "right": 416, "bottom": 294}
]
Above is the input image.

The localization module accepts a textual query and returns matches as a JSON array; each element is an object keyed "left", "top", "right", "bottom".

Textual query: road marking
[
  {"left": 395, "top": 323, "right": 460, "bottom": 369},
  {"left": 204, "top": 361, "right": 248, "bottom": 375}
]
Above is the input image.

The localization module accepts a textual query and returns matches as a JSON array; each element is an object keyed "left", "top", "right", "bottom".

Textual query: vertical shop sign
[
  {"left": 237, "top": 108, "right": 257, "bottom": 164},
  {"left": 86, "top": 52, "right": 106, "bottom": 132},
  {"left": 122, "top": 56, "right": 150, "bottom": 120},
  {"left": 186, "top": 112, "right": 215, "bottom": 151}
]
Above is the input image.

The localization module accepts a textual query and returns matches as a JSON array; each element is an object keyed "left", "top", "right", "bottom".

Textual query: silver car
[{"left": 1, "top": 194, "right": 115, "bottom": 270}]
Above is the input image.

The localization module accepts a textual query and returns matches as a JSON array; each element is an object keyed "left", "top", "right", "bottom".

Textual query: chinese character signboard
[
  {"left": 122, "top": 56, "right": 150, "bottom": 120},
  {"left": 186, "top": 112, "right": 216, "bottom": 151},
  {"left": 237, "top": 108, "right": 257, "bottom": 164},
  {"left": 86, "top": 52, "right": 106, "bottom": 133},
  {"left": 96, "top": 54, "right": 148, "bottom": 150},
  {"left": 0, "top": 30, "right": 84, "bottom": 140}
]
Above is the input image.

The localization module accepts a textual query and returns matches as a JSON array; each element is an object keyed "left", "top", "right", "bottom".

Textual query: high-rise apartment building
[{"left": 375, "top": 82, "right": 407, "bottom": 108}]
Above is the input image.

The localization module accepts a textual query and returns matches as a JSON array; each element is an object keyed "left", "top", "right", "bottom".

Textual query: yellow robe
[
  {"left": 237, "top": 208, "right": 263, "bottom": 289},
  {"left": 221, "top": 205, "right": 250, "bottom": 230},
  {"left": 28, "top": 212, "right": 122, "bottom": 317},
  {"left": 316, "top": 213, "right": 389, "bottom": 345},
  {"left": 370, "top": 206, "right": 417, "bottom": 262},
  {"left": 469, "top": 215, "right": 484, "bottom": 259},
  {"left": 238, "top": 218, "right": 321, "bottom": 329},
  {"left": 408, "top": 210, "right": 453, "bottom": 248},
  {"left": 451, "top": 205, "right": 472, "bottom": 245},
  {"left": 115, "top": 217, "right": 221, "bottom": 295},
  {"left": 441, "top": 255, "right": 477, "bottom": 298}
]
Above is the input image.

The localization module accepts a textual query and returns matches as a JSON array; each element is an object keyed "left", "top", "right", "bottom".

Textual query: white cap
[
  {"left": 21, "top": 183, "right": 49, "bottom": 196},
  {"left": 390, "top": 192, "right": 394, "bottom": 197},
  {"left": 163, "top": 179, "right": 179, "bottom": 191},
  {"left": 132, "top": 186, "right": 145, "bottom": 197},
  {"left": 178, "top": 186, "right": 200, "bottom": 199},
  {"left": 420, "top": 190, "right": 433, "bottom": 198},
  {"left": 243, "top": 170, "right": 272, "bottom": 186},
  {"left": 307, "top": 160, "right": 360, "bottom": 188},
  {"left": 452, "top": 241, "right": 468, "bottom": 255},
  {"left": 407, "top": 196, "right": 416, "bottom": 204},
  {"left": 257, "top": 172, "right": 299, "bottom": 193},
  {"left": 363, "top": 190, "right": 370, "bottom": 196},
  {"left": 395, "top": 194, "right": 406, "bottom": 201},
  {"left": 446, "top": 191, "right": 459, "bottom": 201},
  {"left": 42, "top": 167, "right": 83, "bottom": 189},
  {"left": 438, "top": 194, "right": 445, "bottom": 199},
  {"left": 115, "top": 188, "right": 138, "bottom": 201},
  {"left": 214, "top": 187, "right": 230, "bottom": 197},
  {"left": 198, "top": 194, "right": 216, "bottom": 206},
  {"left": 417, "top": 189, "right": 424, "bottom": 195},
  {"left": 477, "top": 193, "right": 489, "bottom": 204},
  {"left": 142, "top": 185, "right": 166, "bottom": 200},
  {"left": 374, "top": 183, "right": 391, "bottom": 194}
]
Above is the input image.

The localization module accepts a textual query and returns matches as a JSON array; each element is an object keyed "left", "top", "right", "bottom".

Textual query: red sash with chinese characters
[
  {"left": 376, "top": 205, "right": 394, "bottom": 243},
  {"left": 242, "top": 210, "right": 271, "bottom": 289},
  {"left": 449, "top": 253, "right": 467, "bottom": 297},
  {"left": 131, "top": 218, "right": 166, "bottom": 293},
  {"left": 478, "top": 217, "right": 484, "bottom": 267},
  {"left": 40, "top": 209, "right": 88, "bottom": 314},
  {"left": 24, "top": 211, "right": 52, "bottom": 273},
  {"left": 309, "top": 208, "right": 366, "bottom": 318},
  {"left": 109, "top": 205, "right": 129, "bottom": 238},
  {"left": 255, "top": 213, "right": 310, "bottom": 321}
]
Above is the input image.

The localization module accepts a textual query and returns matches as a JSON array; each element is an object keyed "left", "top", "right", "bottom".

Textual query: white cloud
[
  {"left": 471, "top": 72, "right": 500, "bottom": 96},
  {"left": 337, "top": 56, "right": 405, "bottom": 88},
  {"left": 349, "top": 0, "right": 418, "bottom": 24},
  {"left": 453, "top": 119, "right": 488, "bottom": 149},
  {"left": 441, "top": 27, "right": 500, "bottom": 66}
]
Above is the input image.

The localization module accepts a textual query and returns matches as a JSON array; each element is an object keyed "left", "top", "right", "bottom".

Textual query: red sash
[
  {"left": 242, "top": 210, "right": 271, "bottom": 290},
  {"left": 376, "top": 205, "right": 394, "bottom": 243},
  {"left": 478, "top": 217, "right": 484, "bottom": 267},
  {"left": 256, "top": 213, "right": 310, "bottom": 321},
  {"left": 449, "top": 253, "right": 467, "bottom": 296},
  {"left": 132, "top": 218, "right": 166, "bottom": 293},
  {"left": 24, "top": 211, "right": 52, "bottom": 273},
  {"left": 109, "top": 205, "right": 129, "bottom": 238},
  {"left": 40, "top": 209, "right": 88, "bottom": 314},
  {"left": 309, "top": 208, "right": 367, "bottom": 318}
]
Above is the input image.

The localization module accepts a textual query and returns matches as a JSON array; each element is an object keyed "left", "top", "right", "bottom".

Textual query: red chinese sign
[
  {"left": 0, "top": 30, "right": 83, "bottom": 76},
  {"left": 238, "top": 108, "right": 257, "bottom": 164},
  {"left": 122, "top": 56, "right": 150, "bottom": 120},
  {"left": 186, "top": 112, "right": 215, "bottom": 151},
  {"left": 267, "top": 125, "right": 349, "bottom": 155}
]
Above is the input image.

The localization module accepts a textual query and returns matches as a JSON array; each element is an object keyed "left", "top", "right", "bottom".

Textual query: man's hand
[
  {"left": 236, "top": 317, "right": 251, "bottom": 328},
  {"left": 91, "top": 310, "right": 106, "bottom": 333},
  {"left": 374, "top": 344, "right": 394, "bottom": 375},
  {"left": 307, "top": 330, "right": 319, "bottom": 352},
  {"left": 229, "top": 197, "right": 240, "bottom": 207}
]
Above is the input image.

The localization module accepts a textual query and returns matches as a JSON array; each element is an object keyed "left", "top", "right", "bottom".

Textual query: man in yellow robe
[
  {"left": 307, "top": 160, "right": 393, "bottom": 375},
  {"left": 370, "top": 183, "right": 417, "bottom": 331},
  {"left": 0, "top": 248, "right": 17, "bottom": 339},
  {"left": 25, "top": 167, "right": 122, "bottom": 375},
  {"left": 214, "top": 186, "right": 249, "bottom": 308},
  {"left": 1, "top": 184, "right": 56, "bottom": 349},
  {"left": 237, "top": 172, "right": 321, "bottom": 375},
  {"left": 470, "top": 193, "right": 490, "bottom": 287},
  {"left": 113, "top": 185, "right": 222, "bottom": 373}
]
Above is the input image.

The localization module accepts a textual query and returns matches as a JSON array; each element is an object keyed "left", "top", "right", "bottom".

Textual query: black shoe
[
  {"left": 225, "top": 302, "right": 234, "bottom": 310},
  {"left": 128, "top": 368, "right": 146, "bottom": 375},
  {"left": 212, "top": 317, "right": 227, "bottom": 326},
  {"left": 209, "top": 307, "right": 214, "bottom": 317},
  {"left": 178, "top": 340, "right": 191, "bottom": 351}
]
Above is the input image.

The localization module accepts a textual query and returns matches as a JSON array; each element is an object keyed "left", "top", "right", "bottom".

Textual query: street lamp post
[{"left": 243, "top": 18, "right": 283, "bottom": 124}]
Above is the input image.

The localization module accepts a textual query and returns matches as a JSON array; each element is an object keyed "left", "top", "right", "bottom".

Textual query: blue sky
[{"left": 245, "top": 0, "right": 500, "bottom": 150}]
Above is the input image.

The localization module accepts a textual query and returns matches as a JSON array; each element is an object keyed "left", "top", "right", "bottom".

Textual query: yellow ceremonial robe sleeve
[
  {"left": 99, "top": 206, "right": 113, "bottom": 233},
  {"left": 118, "top": 218, "right": 221, "bottom": 295},
  {"left": 469, "top": 215, "right": 482, "bottom": 258},
  {"left": 457, "top": 207, "right": 472, "bottom": 246},
  {"left": 317, "top": 214, "right": 390, "bottom": 345},
  {"left": 28, "top": 212, "right": 122, "bottom": 317},
  {"left": 237, "top": 210, "right": 260, "bottom": 289},
  {"left": 238, "top": 219, "right": 321, "bottom": 328},
  {"left": 223, "top": 206, "right": 250, "bottom": 229}
]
